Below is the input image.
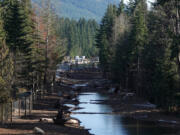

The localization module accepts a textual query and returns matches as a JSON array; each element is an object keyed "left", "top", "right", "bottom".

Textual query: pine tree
[
  {"left": 2, "top": 0, "right": 40, "bottom": 93},
  {"left": 2, "top": 0, "right": 24, "bottom": 51},
  {"left": 56, "top": 17, "right": 99, "bottom": 57},
  {"left": 0, "top": 0, "right": 65, "bottom": 98},
  {"left": 0, "top": 3, "right": 13, "bottom": 103},
  {"left": 130, "top": 0, "right": 148, "bottom": 95},
  {"left": 157, "top": 0, "right": 180, "bottom": 81},
  {"left": 39, "top": 0, "right": 65, "bottom": 89},
  {"left": 18, "top": 0, "right": 37, "bottom": 89},
  {"left": 96, "top": 4, "right": 117, "bottom": 76},
  {"left": 141, "top": 0, "right": 180, "bottom": 110},
  {"left": 117, "top": 0, "right": 125, "bottom": 16},
  {"left": 112, "top": 5, "right": 131, "bottom": 88},
  {"left": 1, "top": 0, "right": 23, "bottom": 94},
  {"left": 96, "top": 0, "right": 180, "bottom": 112}
]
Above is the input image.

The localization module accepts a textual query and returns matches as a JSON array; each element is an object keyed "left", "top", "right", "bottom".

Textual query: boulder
[
  {"left": 34, "top": 127, "right": 45, "bottom": 135},
  {"left": 65, "top": 117, "right": 81, "bottom": 125},
  {"left": 39, "top": 118, "right": 53, "bottom": 123}
]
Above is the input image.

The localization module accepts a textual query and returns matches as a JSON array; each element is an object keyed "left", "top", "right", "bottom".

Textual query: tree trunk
[{"left": 176, "top": 0, "right": 180, "bottom": 77}]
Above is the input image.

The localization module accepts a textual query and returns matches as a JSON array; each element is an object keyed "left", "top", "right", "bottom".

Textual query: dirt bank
[{"left": 0, "top": 91, "right": 91, "bottom": 135}]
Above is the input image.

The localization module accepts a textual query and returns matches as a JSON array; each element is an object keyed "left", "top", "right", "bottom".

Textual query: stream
[{"left": 71, "top": 92, "right": 177, "bottom": 135}]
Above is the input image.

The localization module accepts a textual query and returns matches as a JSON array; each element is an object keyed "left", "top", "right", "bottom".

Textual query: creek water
[{"left": 71, "top": 92, "right": 177, "bottom": 135}]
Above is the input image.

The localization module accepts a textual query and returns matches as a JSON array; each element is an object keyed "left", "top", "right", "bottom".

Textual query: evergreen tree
[
  {"left": 96, "top": 0, "right": 180, "bottom": 112},
  {"left": 96, "top": 4, "right": 117, "bottom": 76},
  {"left": 141, "top": 0, "right": 180, "bottom": 109},
  {"left": 18, "top": 0, "right": 37, "bottom": 89},
  {"left": 1, "top": 0, "right": 34, "bottom": 91},
  {"left": 157, "top": 0, "right": 180, "bottom": 79},
  {"left": 1, "top": 0, "right": 22, "bottom": 94},
  {"left": 143, "top": 7, "right": 179, "bottom": 109},
  {"left": 112, "top": 9, "right": 131, "bottom": 88},
  {"left": 0, "top": 3, "right": 13, "bottom": 103},
  {"left": 40, "top": 0, "right": 65, "bottom": 89},
  {"left": 57, "top": 17, "right": 99, "bottom": 57},
  {"left": 0, "top": 0, "right": 65, "bottom": 100},
  {"left": 130, "top": 0, "right": 148, "bottom": 95},
  {"left": 117, "top": 0, "right": 125, "bottom": 16}
]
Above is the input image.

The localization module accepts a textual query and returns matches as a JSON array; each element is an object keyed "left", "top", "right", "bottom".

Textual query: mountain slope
[{"left": 32, "top": 0, "right": 120, "bottom": 22}]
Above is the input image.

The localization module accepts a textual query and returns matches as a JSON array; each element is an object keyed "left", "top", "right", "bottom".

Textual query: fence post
[
  {"left": 32, "top": 90, "right": 34, "bottom": 102},
  {"left": 19, "top": 99, "right": 21, "bottom": 118},
  {"left": 11, "top": 102, "right": 13, "bottom": 123},
  {"left": 25, "top": 97, "right": 27, "bottom": 117},
  {"left": 1, "top": 104, "right": 4, "bottom": 124},
  {"left": 29, "top": 96, "right": 31, "bottom": 115},
  {"left": 0, "top": 105, "right": 1, "bottom": 123}
]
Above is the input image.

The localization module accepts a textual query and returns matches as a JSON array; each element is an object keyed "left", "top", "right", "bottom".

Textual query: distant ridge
[{"left": 32, "top": 0, "right": 120, "bottom": 22}]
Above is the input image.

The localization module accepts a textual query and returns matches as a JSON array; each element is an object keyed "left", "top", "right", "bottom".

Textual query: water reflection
[
  {"left": 72, "top": 93, "right": 176, "bottom": 135},
  {"left": 74, "top": 92, "right": 111, "bottom": 113}
]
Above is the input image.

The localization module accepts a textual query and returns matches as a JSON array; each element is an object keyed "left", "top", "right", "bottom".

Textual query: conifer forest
[
  {"left": 0, "top": 0, "right": 65, "bottom": 103},
  {"left": 96, "top": 0, "right": 180, "bottom": 110},
  {"left": 0, "top": 0, "right": 180, "bottom": 135}
]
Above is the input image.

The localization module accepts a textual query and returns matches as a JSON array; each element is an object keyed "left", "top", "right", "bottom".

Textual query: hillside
[
  {"left": 32, "top": 0, "right": 120, "bottom": 22},
  {"left": 56, "top": 18, "right": 99, "bottom": 57}
]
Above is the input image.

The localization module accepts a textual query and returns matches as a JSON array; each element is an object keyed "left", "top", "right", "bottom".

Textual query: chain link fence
[{"left": 0, "top": 92, "right": 33, "bottom": 124}]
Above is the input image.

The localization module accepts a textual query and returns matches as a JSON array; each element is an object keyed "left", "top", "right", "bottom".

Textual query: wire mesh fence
[
  {"left": 0, "top": 92, "right": 33, "bottom": 124},
  {"left": 0, "top": 103, "right": 11, "bottom": 124}
]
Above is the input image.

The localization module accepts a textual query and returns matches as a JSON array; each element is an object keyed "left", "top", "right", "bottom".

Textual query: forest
[
  {"left": 57, "top": 18, "right": 99, "bottom": 57},
  {"left": 0, "top": 0, "right": 179, "bottom": 112},
  {"left": 96, "top": 0, "right": 180, "bottom": 111},
  {"left": 0, "top": 0, "right": 99, "bottom": 104},
  {"left": 0, "top": 0, "right": 180, "bottom": 134},
  {"left": 0, "top": 0, "right": 65, "bottom": 103}
]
